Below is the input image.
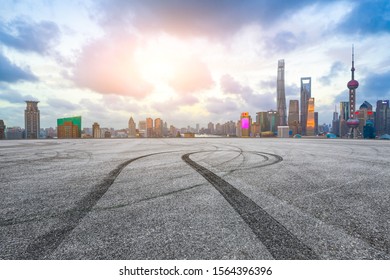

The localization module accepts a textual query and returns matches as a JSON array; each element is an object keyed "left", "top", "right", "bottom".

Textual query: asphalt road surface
[{"left": 1, "top": 138, "right": 389, "bottom": 260}]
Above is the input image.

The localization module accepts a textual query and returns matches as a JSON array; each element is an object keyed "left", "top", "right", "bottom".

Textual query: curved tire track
[
  {"left": 182, "top": 151, "right": 318, "bottom": 260},
  {"left": 20, "top": 151, "right": 173, "bottom": 259}
]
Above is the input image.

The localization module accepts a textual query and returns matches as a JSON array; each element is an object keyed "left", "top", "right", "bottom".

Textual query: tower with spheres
[{"left": 346, "top": 45, "right": 360, "bottom": 138}]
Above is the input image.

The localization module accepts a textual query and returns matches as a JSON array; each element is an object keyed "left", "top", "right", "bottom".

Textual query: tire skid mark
[
  {"left": 182, "top": 151, "right": 318, "bottom": 260},
  {"left": 20, "top": 151, "right": 175, "bottom": 259}
]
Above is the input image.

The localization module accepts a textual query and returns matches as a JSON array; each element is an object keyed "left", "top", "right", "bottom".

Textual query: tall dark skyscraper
[
  {"left": 0, "top": 120, "right": 6, "bottom": 139},
  {"left": 346, "top": 45, "right": 360, "bottom": 138},
  {"left": 375, "top": 100, "right": 390, "bottom": 136},
  {"left": 332, "top": 105, "right": 340, "bottom": 135},
  {"left": 288, "top": 100, "right": 299, "bottom": 135},
  {"left": 300, "top": 77, "right": 311, "bottom": 135},
  {"left": 24, "top": 101, "right": 40, "bottom": 139},
  {"left": 256, "top": 112, "right": 270, "bottom": 132},
  {"left": 277, "top": 59, "right": 287, "bottom": 126},
  {"left": 339, "top": 101, "right": 350, "bottom": 137}
]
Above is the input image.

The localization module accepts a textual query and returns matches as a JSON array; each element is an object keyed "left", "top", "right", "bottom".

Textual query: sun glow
[{"left": 134, "top": 35, "right": 187, "bottom": 83}]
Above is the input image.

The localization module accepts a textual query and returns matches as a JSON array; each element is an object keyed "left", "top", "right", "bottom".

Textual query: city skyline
[{"left": 1, "top": 1, "right": 390, "bottom": 129}]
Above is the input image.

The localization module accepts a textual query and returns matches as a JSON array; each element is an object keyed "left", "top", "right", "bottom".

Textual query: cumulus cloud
[
  {"left": 0, "top": 52, "right": 38, "bottom": 83},
  {"left": 169, "top": 56, "right": 214, "bottom": 94},
  {"left": 72, "top": 36, "right": 153, "bottom": 98},
  {"left": 0, "top": 18, "right": 60, "bottom": 54}
]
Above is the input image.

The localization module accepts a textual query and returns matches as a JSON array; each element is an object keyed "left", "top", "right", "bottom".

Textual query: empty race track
[{"left": 1, "top": 138, "right": 389, "bottom": 259}]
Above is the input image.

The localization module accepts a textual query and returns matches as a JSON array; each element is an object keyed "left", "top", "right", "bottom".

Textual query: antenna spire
[{"left": 351, "top": 44, "right": 355, "bottom": 80}]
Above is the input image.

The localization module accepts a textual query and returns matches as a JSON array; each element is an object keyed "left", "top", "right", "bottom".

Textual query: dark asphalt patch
[{"left": 182, "top": 151, "right": 318, "bottom": 260}]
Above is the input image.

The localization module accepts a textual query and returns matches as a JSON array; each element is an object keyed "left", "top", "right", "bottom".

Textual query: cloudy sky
[{"left": 1, "top": 0, "right": 390, "bottom": 129}]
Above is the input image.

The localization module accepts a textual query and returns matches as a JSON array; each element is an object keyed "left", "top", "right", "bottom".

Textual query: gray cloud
[
  {"left": 0, "top": 18, "right": 60, "bottom": 54},
  {"left": 0, "top": 52, "right": 38, "bottom": 83},
  {"left": 0, "top": 85, "right": 36, "bottom": 103},
  {"left": 267, "top": 31, "right": 301, "bottom": 53},
  {"left": 47, "top": 98, "right": 81, "bottom": 111},
  {"left": 205, "top": 97, "right": 238, "bottom": 115},
  {"left": 220, "top": 74, "right": 275, "bottom": 110},
  {"left": 318, "top": 61, "right": 345, "bottom": 85}
]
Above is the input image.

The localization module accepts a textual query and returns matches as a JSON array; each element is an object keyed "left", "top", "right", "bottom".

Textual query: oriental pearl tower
[{"left": 346, "top": 45, "right": 360, "bottom": 138}]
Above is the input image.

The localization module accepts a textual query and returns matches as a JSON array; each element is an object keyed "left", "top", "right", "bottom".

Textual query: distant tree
[{"left": 176, "top": 131, "right": 181, "bottom": 138}]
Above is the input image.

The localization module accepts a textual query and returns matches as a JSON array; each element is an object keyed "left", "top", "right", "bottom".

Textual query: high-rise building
[
  {"left": 57, "top": 116, "right": 81, "bottom": 138},
  {"left": 332, "top": 105, "right": 340, "bottom": 136},
  {"left": 128, "top": 117, "right": 136, "bottom": 138},
  {"left": 154, "top": 118, "right": 163, "bottom": 138},
  {"left": 256, "top": 112, "right": 270, "bottom": 132},
  {"left": 306, "top": 98, "right": 315, "bottom": 136},
  {"left": 146, "top": 117, "right": 153, "bottom": 138},
  {"left": 25, "top": 101, "right": 40, "bottom": 139},
  {"left": 300, "top": 77, "right": 311, "bottom": 135},
  {"left": 357, "top": 101, "right": 373, "bottom": 133},
  {"left": 208, "top": 122, "right": 215, "bottom": 134},
  {"left": 375, "top": 100, "right": 390, "bottom": 136},
  {"left": 196, "top": 123, "right": 200, "bottom": 133},
  {"left": 277, "top": 60, "right": 287, "bottom": 126},
  {"left": 0, "top": 120, "right": 5, "bottom": 140},
  {"left": 339, "top": 101, "right": 350, "bottom": 137},
  {"left": 138, "top": 120, "right": 146, "bottom": 137},
  {"left": 267, "top": 110, "right": 279, "bottom": 133},
  {"left": 288, "top": 100, "right": 299, "bottom": 135},
  {"left": 92, "top": 122, "right": 101, "bottom": 138}
]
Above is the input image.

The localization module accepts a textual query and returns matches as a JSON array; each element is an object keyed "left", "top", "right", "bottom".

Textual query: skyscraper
[
  {"left": 138, "top": 120, "right": 146, "bottom": 137},
  {"left": 306, "top": 98, "right": 315, "bottom": 136},
  {"left": 256, "top": 112, "right": 270, "bottom": 132},
  {"left": 267, "top": 110, "right": 279, "bottom": 133},
  {"left": 332, "top": 105, "right": 340, "bottom": 135},
  {"left": 288, "top": 100, "right": 299, "bottom": 135},
  {"left": 25, "top": 101, "right": 40, "bottom": 139},
  {"left": 92, "top": 122, "right": 101, "bottom": 138},
  {"left": 339, "top": 101, "right": 350, "bottom": 137},
  {"left": 375, "top": 100, "right": 389, "bottom": 136},
  {"left": 0, "top": 120, "right": 5, "bottom": 139},
  {"left": 128, "top": 117, "right": 136, "bottom": 138},
  {"left": 300, "top": 77, "right": 311, "bottom": 135},
  {"left": 154, "top": 118, "right": 163, "bottom": 138},
  {"left": 146, "top": 117, "right": 153, "bottom": 138},
  {"left": 277, "top": 60, "right": 287, "bottom": 126},
  {"left": 357, "top": 101, "right": 373, "bottom": 133}
]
